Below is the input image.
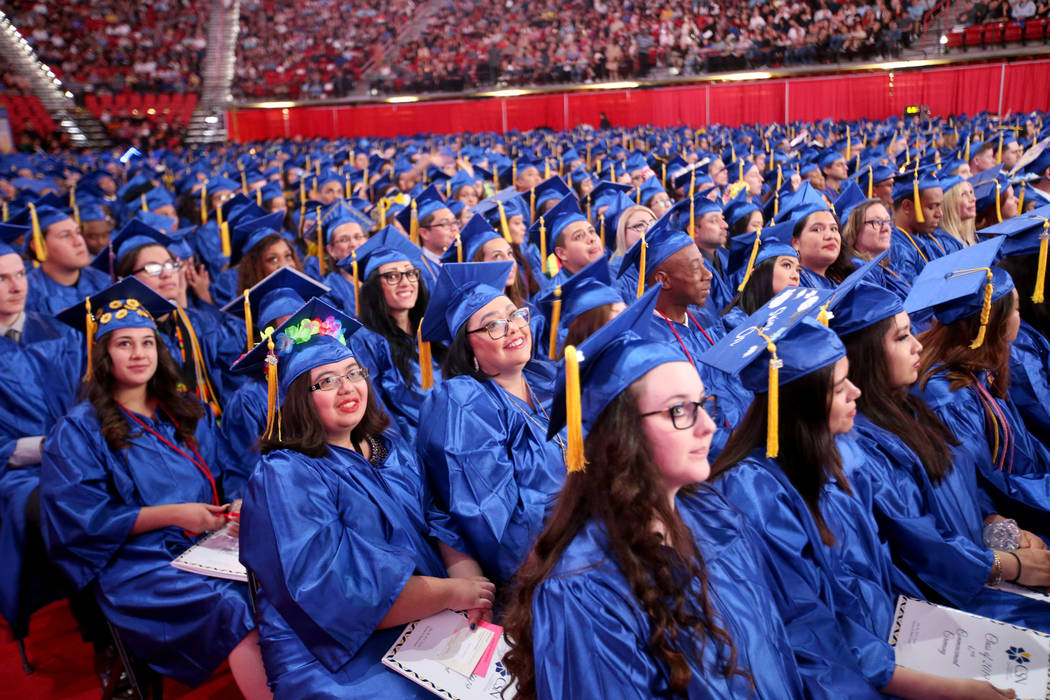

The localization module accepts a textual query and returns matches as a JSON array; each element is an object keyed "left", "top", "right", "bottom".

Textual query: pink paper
[{"left": 471, "top": 622, "right": 503, "bottom": 677}]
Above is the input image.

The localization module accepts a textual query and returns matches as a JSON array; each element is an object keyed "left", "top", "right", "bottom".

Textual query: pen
[{"left": 221, "top": 512, "right": 240, "bottom": 520}]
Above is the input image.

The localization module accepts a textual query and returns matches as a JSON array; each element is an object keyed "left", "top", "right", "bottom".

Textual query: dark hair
[
  {"left": 237, "top": 234, "right": 300, "bottom": 294},
  {"left": 841, "top": 316, "right": 959, "bottom": 483},
  {"left": 560, "top": 304, "right": 619, "bottom": 358},
  {"left": 502, "top": 388, "right": 749, "bottom": 699},
  {"left": 511, "top": 242, "right": 542, "bottom": 296},
  {"left": 115, "top": 243, "right": 174, "bottom": 279},
  {"left": 358, "top": 268, "right": 445, "bottom": 385},
  {"left": 722, "top": 256, "right": 777, "bottom": 316},
  {"left": 440, "top": 322, "right": 496, "bottom": 381},
  {"left": 998, "top": 254, "right": 1050, "bottom": 340},
  {"left": 259, "top": 367, "right": 390, "bottom": 457},
  {"left": 84, "top": 328, "right": 203, "bottom": 451},
  {"left": 729, "top": 210, "right": 759, "bottom": 238},
  {"left": 791, "top": 210, "right": 855, "bottom": 283},
  {"left": 471, "top": 246, "right": 527, "bottom": 308},
  {"left": 711, "top": 363, "right": 851, "bottom": 546},
  {"left": 917, "top": 290, "right": 1016, "bottom": 398}
]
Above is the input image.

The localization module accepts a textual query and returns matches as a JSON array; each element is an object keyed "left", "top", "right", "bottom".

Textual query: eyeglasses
[
  {"left": 309, "top": 366, "right": 370, "bottom": 392},
  {"left": 626, "top": 219, "right": 655, "bottom": 234},
  {"left": 424, "top": 219, "right": 461, "bottom": 231},
  {"left": 378, "top": 268, "right": 420, "bottom": 285},
  {"left": 466, "top": 307, "right": 530, "bottom": 340},
  {"left": 133, "top": 260, "right": 182, "bottom": 277},
  {"left": 639, "top": 395, "right": 718, "bottom": 430},
  {"left": 864, "top": 218, "right": 893, "bottom": 229}
]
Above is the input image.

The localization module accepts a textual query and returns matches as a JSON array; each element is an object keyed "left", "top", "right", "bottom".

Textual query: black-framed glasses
[
  {"left": 424, "top": 219, "right": 461, "bottom": 231},
  {"left": 864, "top": 218, "right": 892, "bottom": 229},
  {"left": 466, "top": 307, "right": 530, "bottom": 340},
  {"left": 309, "top": 366, "right": 370, "bottom": 392},
  {"left": 133, "top": 260, "right": 182, "bottom": 277},
  {"left": 378, "top": 268, "right": 420, "bottom": 285},
  {"left": 640, "top": 395, "right": 718, "bottom": 430}
]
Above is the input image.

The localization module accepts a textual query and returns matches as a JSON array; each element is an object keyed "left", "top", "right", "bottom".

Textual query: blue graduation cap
[
  {"left": 832, "top": 180, "right": 867, "bottom": 224},
  {"left": 891, "top": 167, "right": 941, "bottom": 224},
  {"left": 699, "top": 285, "right": 839, "bottom": 457},
  {"left": 532, "top": 176, "right": 573, "bottom": 212},
  {"left": 969, "top": 168, "right": 1009, "bottom": 222},
  {"left": 635, "top": 175, "right": 668, "bottom": 209},
  {"left": 580, "top": 181, "right": 632, "bottom": 222},
  {"left": 617, "top": 213, "right": 694, "bottom": 290},
  {"left": 527, "top": 194, "right": 588, "bottom": 259},
  {"left": 774, "top": 182, "right": 829, "bottom": 224},
  {"left": 440, "top": 213, "right": 502, "bottom": 265},
  {"left": 143, "top": 187, "right": 175, "bottom": 212},
  {"left": 221, "top": 266, "right": 330, "bottom": 345},
  {"left": 904, "top": 237, "right": 1011, "bottom": 348},
  {"left": 321, "top": 201, "right": 373, "bottom": 244},
  {"left": 854, "top": 161, "right": 896, "bottom": 199},
  {"left": 230, "top": 212, "right": 286, "bottom": 266},
  {"left": 394, "top": 183, "right": 450, "bottom": 242},
  {"left": 420, "top": 261, "right": 514, "bottom": 344},
  {"left": 819, "top": 251, "right": 902, "bottom": 335},
  {"left": 0, "top": 222, "right": 28, "bottom": 257},
  {"left": 1019, "top": 138, "right": 1050, "bottom": 177},
  {"left": 77, "top": 199, "right": 111, "bottom": 223},
  {"left": 534, "top": 256, "right": 623, "bottom": 359},
  {"left": 728, "top": 219, "right": 797, "bottom": 291},
  {"left": 89, "top": 219, "right": 176, "bottom": 277},
  {"left": 345, "top": 225, "right": 427, "bottom": 281},
  {"left": 9, "top": 201, "right": 74, "bottom": 262},
  {"left": 665, "top": 192, "right": 722, "bottom": 231},
  {"left": 259, "top": 180, "right": 284, "bottom": 205},
  {"left": 133, "top": 209, "right": 177, "bottom": 233}
]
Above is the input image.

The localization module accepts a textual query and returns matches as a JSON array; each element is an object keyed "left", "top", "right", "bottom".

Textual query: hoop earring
[{"left": 473, "top": 356, "right": 480, "bottom": 372}]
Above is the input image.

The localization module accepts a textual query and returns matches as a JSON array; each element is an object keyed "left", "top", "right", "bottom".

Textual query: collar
[{"left": 0, "top": 310, "right": 27, "bottom": 336}]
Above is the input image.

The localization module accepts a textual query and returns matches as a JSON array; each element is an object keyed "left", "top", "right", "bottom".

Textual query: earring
[{"left": 473, "top": 356, "right": 480, "bottom": 372}]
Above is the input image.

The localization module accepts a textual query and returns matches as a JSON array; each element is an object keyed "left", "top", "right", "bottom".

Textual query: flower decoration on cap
[{"left": 276, "top": 315, "right": 347, "bottom": 354}]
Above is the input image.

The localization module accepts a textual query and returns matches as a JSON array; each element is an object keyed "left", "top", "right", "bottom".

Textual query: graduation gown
[
  {"left": 888, "top": 227, "right": 928, "bottom": 284},
  {"left": 220, "top": 377, "right": 268, "bottom": 480},
  {"left": 24, "top": 265, "right": 111, "bottom": 316},
  {"left": 239, "top": 436, "right": 467, "bottom": 699},
  {"left": 0, "top": 313, "right": 82, "bottom": 635},
  {"left": 852, "top": 414, "right": 1050, "bottom": 633},
  {"left": 155, "top": 306, "right": 241, "bottom": 403},
  {"left": 321, "top": 269, "right": 358, "bottom": 317},
  {"left": 715, "top": 450, "right": 896, "bottom": 697},
  {"left": 915, "top": 369, "right": 1050, "bottom": 536},
  {"left": 531, "top": 487, "right": 806, "bottom": 699},
  {"left": 189, "top": 220, "right": 230, "bottom": 278},
  {"left": 40, "top": 400, "right": 253, "bottom": 686},
  {"left": 798, "top": 266, "right": 837, "bottom": 290},
  {"left": 415, "top": 360, "right": 565, "bottom": 583},
  {"left": 703, "top": 248, "right": 735, "bottom": 317},
  {"left": 1008, "top": 320, "right": 1050, "bottom": 447}
]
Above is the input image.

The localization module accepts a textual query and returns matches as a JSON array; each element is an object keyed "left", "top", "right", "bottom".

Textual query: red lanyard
[
  {"left": 119, "top": 404, "right": 220, "bottom": 506},
  {"left": 656, "top": 310, "right": 728, "bottom": 429}
]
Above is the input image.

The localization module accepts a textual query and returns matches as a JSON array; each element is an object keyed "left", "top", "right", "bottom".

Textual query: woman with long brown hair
[{"left": 502, "top": 288, "right": 806, "bottom": 699}]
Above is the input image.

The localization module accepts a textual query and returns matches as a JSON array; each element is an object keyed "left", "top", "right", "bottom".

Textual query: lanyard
[
  {"left": 656, "top": 309, "right": 715, "bottom": 367},
  {"left": 970, "top": 374, "right": 1014, "bottom": 474},
  {"left": 119, "top": 404, "right": 220, "bottom": 505},
  {"left": 895, "top": 226, "right": 930, "bottom": 264}
]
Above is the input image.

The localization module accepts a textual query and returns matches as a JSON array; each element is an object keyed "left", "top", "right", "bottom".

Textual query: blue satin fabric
[
  {"left": 0, "top": 312, "right": 82, "bottom": 634},
  {"left": 798, "top": 267, "right": 837, "bottom": 290},
  {"left": 715, "top": 450, "right": 895, "bottom": 696},
  {"left": 852, "top": 414, "right": 1050, "bottom": 633},
  {"left": 24, "top": 265, "right": 111, "bottom": 316},
  {"left": 415, "top": 360, "right": 565, "bottom": 583},
  {"left": 156, "top": 305, "right": 244, "bottom": 400},
  {"left": 39, "top": 400, "right": 252, "bottom": 686},
  {"left": 301, "top": 255, "right": 324, "bottom": 283},
  {"left": 851, "top": 257, "right": 912, "bottom": 301},
  {"left": 646, "top": 313, "right": 751, "bottom": 458},
  {"left": 531, "top": 487, "right": 806, "bottom": 699},
  {"left": 888, "top": 228, "right": 928, "bottom": 284},
  {"left": 208, "top": 266, "right": 239, "bottom": 309},
  {"left": 188, "top": 220, "right": 230, "bottom": 278},
  {"left": 321, "top": 269, "right": 357, "bottom": 316},
  {"left": 703, "top": 249, "right": 735, "bottom": 317},
  {"left": 350, "top": 327, "right": 441, "bottom": 444},
  {"left": 521, "top": 242, "right": 551, "bottom": 294},
  {"left": 239, "top": 437, "right": 465, "bottom": 699},
  {"left": 220, "top": 377, "right": 268, "bottom": 480},
  {"left": 1009, "top": 320, "right": 1050, "bottom": 447},
  {"left": 915, "top": 369, "right": 1050, "bottom": 535}
]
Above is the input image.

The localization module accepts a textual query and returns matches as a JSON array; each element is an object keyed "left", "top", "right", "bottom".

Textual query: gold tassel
[
  {"left": 220, "top": 221, "right": 231, "bottom": 258},
  {"left": 756, "top": 330, "right": 780, "bottom": 458},
  {"left": 72, "top": 203, "right": 81, "bottom": 228},
  {"left": 27, "top": 203, "right": 46, "bottom": 262},
  {"left": 243, "top": 289, "right": 255, "bottom": 352},
  {"left": 970, "top": 271, "right": 995, "bottom": 350},
  {"left": 141, "top": 194, "right": 148, "bottom": 212},
  {"left": 539, "top": 217, "right": 547, "bottom": 276},
  {"left": 636, "top": 235, "right": 648, "bottom": 298},
  {"left": 456, "top": 235, "right": 464, "bottom": 263},
  {"left": 241, "top": 169, "right": 248, "bottom": 191},
  {"left": 997, "top": 133, "right": 1004, "bottom": 164},
  {"left": 817, "top": 302, "right": 831, "bottom": 326},
  {"left": 379, "top": 199, "right": 388, "bottom": 229},
  {"left": 964, "top": 137, "right": 971, "bottom": 163},
  {"left": 529, "top": 188, "right": 536, "bottom": 223},
  {"left": 83, "top": 297, "right": 95, "bottom": 381},
  {"left": 2, "top": 201, "right": 8, "bottom": 221},
  {"left": 547, "top": 254, "right": 559, "bottom": 278},
  {"left": 994, "top": 181, "right": 1002, "bottom": 223},
  {"left": 845, "top": 125, "right": 851, "bottom": 161},
  {"left": 564, "top": 345, "right": 586, "bottom": 472},
  {"left": 200, "top": 184, "right": 208, "bottom": 224},
  {"left": 866, "top": 166, "right": 873, "bottom": 199},
  {"left": 176, "top": 306, "right": 223, "bottom": 418},
  {"left": 263, "top": 335, "right": 280, "bottom": 440},
  {"left": 599, "top": 216, "right": 606, "bottom": 250},
  {"left": 316, "top": 205, "right": 326, "bottom": 276},
  {"left": 1033, "top": 222, "right": 1048, "bottom": 304},
  {"left": 689, "top": 170, "right": 696, "bottom": 199},
  {"left": 497, "top": 201, "right": 512, "bottom": 243},
  {"left": 409, "top": 199, "right": 420, "bottom": 246},
  {"left": 736, "top": 229, "right": 762, "bottom": 292},
  {"left": 1018, "top": 186, "right": 1025, "bottom": 213},
  {"left": 256, "top": 187, "right": 263, "bottom": 207},
  {"left": 635, "top": 187, "right": 641, "bottom": 205},
  {"left": 492, "top": 166, "right": 498, "bottom": 192},
  {"left": 689, "top": 195, "right": 695, "bottom": 235},
  {"left": 548, "top": 286, "right": 562, "bottom": 360},
  {"left": 346, "top": 175, "right": 353, "bottom": 200},
  {"left": 912, "top": 174, "right": 925, "bottom": 224},
  {"left": 418, "top": 323, "right": 434, "bottom": 390}
]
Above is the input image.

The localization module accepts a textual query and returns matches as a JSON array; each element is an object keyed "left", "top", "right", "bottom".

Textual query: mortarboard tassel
[
  {"left": 2, "top": 201, "right": 8, "bottom": 222},
  {"left": 997, "top": 133, "right": 1004, "bottom": 164},
  {"left": 243, "top": 289, "right": 255, "bottom": 352},
  {"left": 548, "top": 286, "right": 562, "bottom": 360},
  {"left": 378, "top": 199, "right": 387, "bottom": 229},
  {"left": 316, "top": 206, "right": 325, "bottom": 276},
  {"left": 83, "top": 298, "right": 95, "bottom": 381},
  {"left": 661, "top": 161, "right": 667, "bottom": 188},
  {"left": 964, "top": 137, "right": 971, "bottom": 163},
  {"left": 69, "top": 183, "right": 76, "bottom": 209},
  {"left": 176, "top": 306, "right": 223, "bottom": 418},
  {"left": 912, "top": 168, "right": 925, "bottom": 224},
  {"left": 689, "top": 194, "right": 695, "bottom": 236},
  {"left": 635, "top": 186, "right": 641, "bottom": 205},
  {"left": 141, "top": 194, "right": 148, "bottom": 212},
  {"left": 256, "top": 187, "right": 263, "bottom": 207},
  {"left": 866, "top": 166, "right": 874, "bottom": 198},
  {"left": 736, "top": 229, "right": 762, "bottom": 293},
  {"left": 564, "top": 345, "right": 586, "bottom": 472},
  {"left": 1033, "top": 220, "right": 1049, "bottom": 304},
  {"left": 351, "top": 251, "right": 361, "bottom": 316},
  {"left": 845, "top": 125, "right": 851, "bottom": 161},
  {"left": 200, "top": 184, "right": 208, "bottom": 224},
  {"left": 497, "top": 201, "right": 512, "bottom": 243},
  {"left": 994, "top": 181, "right": 1002, "bottom": 223},
  {"left": 547, "top": 253, "right": 559, "bottom": 278},
  {"left": 240, "top": 169, "right": 248, "bottom": 192},
  {"left": 217, "top": 202, "right": 231, "bottom": 258},
  {"left": 817, "top": 300, "right": 831, "bottom": 326},
  {"left": 409, "top": 199, "right": 420, "bottom": 247},
  {"left": 599, "top": 215, "right": 606, "bottom": 250},
  {"left": 456, "top": 234, "right": 464, "bottom": 263},
  {"left": 72, "top": 203, "right": 81, "bottom": 229},
  {"left": 1017, "top": 186, "right": 1025, "bottom": 213},
  {"left": 263, "top": 334, "right": 280, "bottom": 440},
  {"left": 417, "top": 324, "right": 434, "bottom": 390},
  {"left": 688, "top": 170, "right": 696, "bottom": 199},
  {"left": 636, "top": 234, "right": 648, "bottom": 298},
  {"left": 538, "top": 216, "right": 548, "bottom": 276},
  {"left": 529, "top": 188, "right": 536, "bottom": 223},
  {"left": 544, "top": 160, "right": 551, "bottom": 179},
  {"left": 756, "top": 330, "right": 781, "bottom": 458},
  {"left": 970, "top": 270, "right": 995, "bottom": 350},
  {"left": 347, "top": 176, "right": 354, "bottom": 200},
  {"left": 27, "top": 203, "right": 47, "bottom": 262}
]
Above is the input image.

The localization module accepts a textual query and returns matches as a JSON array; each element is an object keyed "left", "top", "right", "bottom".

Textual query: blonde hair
[
  {"left": 614, "top": 205, "right": 656, "bottom": 258},
  {"left": 940, "top": 182, "right": 976, "bottom": 247}
]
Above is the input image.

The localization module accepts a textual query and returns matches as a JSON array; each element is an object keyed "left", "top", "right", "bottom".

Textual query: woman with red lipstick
[
  {"left": 417, "top": 262, "right": 566, "bottom": 584},
  {"left": 237, "top": 298, "right": 491, "bottom": 699},
  {"left": 40, "top": 278, "right": 269, "bottom": 698},
  {"left": 790, "top": 207, "right": 855, "bottom": 288}
]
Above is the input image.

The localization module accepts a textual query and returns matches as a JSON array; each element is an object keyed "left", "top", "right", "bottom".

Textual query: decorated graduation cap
[
  {"left": 699, "top": 285, "right": 838, "bottom": 457},
  {"left": 89, "top": 219, "right": 175, "bottom": 277},
  {"left": 1018, "top": 137, "right": 1050, "bottom": 177},
  {"left": 230, "top": 297, "right": 365, "bottom": 439},
  {"left": 976, "top": 204, "right": 1050, "bottom": 302},
  {"left": 55, "top": 277, "right": 176, "bottom": 381},
  {"left": 395, "top": 183, "right": 450, "bottom": 246},
  {"left": 420, "top": 261, "right": 514, "bottom": 345},
  {"left": 535, "top": 256, "right": 623, "bottom": 360},
  {"left": 229, "top": 212, "right": 286, "bottom": 266},
  {"left": 904, "top": 237, "right": 1011, "bottom": 348},
  {"left": 440, "top": 213, "right": 502, "bottom": 265},
  {"left": 728, "top": 219, "right": 797, "bottom": 293},
  {"left": 222, "top": 265, "right": 330, "bottom": 351},
  {"left": 546, "top": 285, "right": 675, "bottom": 471}
]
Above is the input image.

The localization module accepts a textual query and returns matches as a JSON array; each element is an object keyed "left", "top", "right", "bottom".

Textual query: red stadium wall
[{"left": 228, "top": 58, "right": 1050, "bottom": 142}]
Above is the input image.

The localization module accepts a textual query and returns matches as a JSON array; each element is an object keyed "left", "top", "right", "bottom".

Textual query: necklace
[{"left": 509, "top": 377, "right": 567, "bottom": 464}]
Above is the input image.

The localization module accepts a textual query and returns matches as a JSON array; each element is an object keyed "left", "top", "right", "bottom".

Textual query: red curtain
[{"left": 228, "top": 60, "right": 1050, "bottom": 142}]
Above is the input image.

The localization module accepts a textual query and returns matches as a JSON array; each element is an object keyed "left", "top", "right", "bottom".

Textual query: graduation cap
[
  {"left": 321, "top": 201, "right": 373, "bottom": 243},
  {"left": 817, "top": 251, "right": 901, "bottom": 336},
  {"left": 394, "top": 184, "right": 450, "bottom": 246},
  {"left": 774, "top": 182, "right": 829, "bottom": 224},
  {"left": 617, "top": 214, "right": 695, "bottom": 296},
  {"left": 546, "top": 285, "right": 675, "bottom": 471},
  {"left": 230, "top": 212, "right": 286, "bottom": 267},
  {"left": 133, "top": 209, "right": 177, "bottom": 234},
  {"left": 532, "top": 176, "right": 573, "bottom": 212},
  {"left": 0, "top": 222, "right": 29, "bottom": 257},
  {"left": 420, "top": 261, "right": 514, "bottom": 345},
  {"left": 832, "top": 180, "right": 867, "bottom": 224},
  {"left": 976, "top": 204, "right": 1050, "bottom": 302},
  {"left": 891, "top": 167, "right": 941, "bottom": 224},
  {"left": 728, "top": 219, "right": 797, "bottom": 293},
  {"left": 534, "top": 256, "right": 623, "bottom": 359},
  {"left": 8, "top": 201, "right": 73, "bottom": 262},
  {"left": 440, "top": 213, "right": 502, "bottom": 265},
  {"left": 89, "top": 219, "right": 178, "bottom": 278},
  {"left": 699, "top": 285, "right": 839, "bottom": 457},
  {"left": 724, "top": 188, "right": 760, "bottom": 229},
  {"left": 1015, "top": 137, "right": 1050, "bottom": 177},
  {"left": 969, "top": 168, "right": 1009, "bottom": 223},
  {"left": 221, "top": 266, "right": 330, "bottom": 350},
  {"left": 904, "top": 237, "right": 1011, "bottom": 348},
  {"left": 580, "top": 181, "right": 633, "bottom": 223},
  {"left": 635, "top": 175, "right": 669, "bottom": 209},
  {"left": 77, "top": 199, "right": 111, "bottom": 224},
  {"left": 527, "top": 194, "right": 588, "bottom": 272}
]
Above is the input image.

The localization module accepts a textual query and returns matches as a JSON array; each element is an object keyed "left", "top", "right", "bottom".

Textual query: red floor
[{"left": 1, "top": 601, "right": 242, "bottom": 699}]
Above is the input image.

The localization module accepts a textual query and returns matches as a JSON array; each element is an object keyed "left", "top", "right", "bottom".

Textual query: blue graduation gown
[
  {"left": 851, "top": 257, "right": 912, "bottom": 301},
  {"left": 40, "top": 400, "right": 253, "bottom": 686},
  {"left": 915, "top": 369, "right": 1050, "bottom": 535},
  {"left": 715, "top": 451, "right": 895, "bottom": 696},
  {"left": 321, "top": 270, "right": 357, "bottom": 317},
  {"left": 220, "top": 377, "right": 268, "bottom": 480},
  {"left": 350, "top": 327, "right": 440, "bottom": 444},
  {"left": 189, "top": 221, "right": 229, "bottom": 277},
  {"left": 417, "top": 254, "right": 441, "bottom": 289},
  {"left": 24, "top": 265, "right": 111, "bottom": 316},
  {"left": 301, "top": 255, "right": 325, "bottom": 283},
  {"left": 521, "top": 242, "right": 550, "bottom": 293},
  {"left": 852, "top": 414, "right": 1050, "bottom": 633},
  {"left": 614, "top": 264, "right": 639, "bottom": 304},
  {"left": 209, "top": 267, "right": 239, "bottom": 309},
  {"left": 1009, "top": 320, "right": 1050, "bottom": 447},
  {"left": 888, "top": 227, "right": 928, "bottom": 284},
  {"left": 647, "top": 311, "right": 752, "bottom": 458},
  {"left": 415, "top": 360, "right": 565, "bottom": 583},
  {"left": 0, "top": 313, "right": 82, "bottom": 635},
  {"left": 531, "top": 487, "right": 806, "bottom": 699},
  {"left": 239, "top": 436, "right": 466, "bottom": 699},
  {"left": 703, "top": 248, "right": 735, "bottom": 317},
  {"left": 798, "top": 267, "right": 837, "bottom": 290}
]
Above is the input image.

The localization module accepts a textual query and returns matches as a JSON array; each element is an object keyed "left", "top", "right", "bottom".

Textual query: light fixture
[
  {"left": 717, "top": 71, "right": 773, "bottom": 81},
  {"left": 386, "top": 95, "right": 420, "bottom": 103},
  {"left": 478, "top": 88, "right": 530, "bottom": 97}
]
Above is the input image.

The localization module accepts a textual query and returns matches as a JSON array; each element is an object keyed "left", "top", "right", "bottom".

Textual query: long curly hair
[
  {"left": 237, "top": 234, "right": 301, "bottom": 294},
  {"left": 502, "top": 387, "right": 748, "bottom": 699},
  {"left": 83, "top": 329, "right": 203, "bottom": 452}
]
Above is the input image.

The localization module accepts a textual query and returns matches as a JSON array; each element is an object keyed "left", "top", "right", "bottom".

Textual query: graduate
[
  {"left": 301, "top": 201, "right": 372, "bottom": 283},
  {"left": 534, "top": 256, "right": 624, "bottom": 359},
  {"left": 912, "top": 239, "right": 1050, "bottom": 537},
  {"left": 839, "top": 196, "right": 912, "bottom": 300},
  {"left": 787, "top": 197, "right": 855, "bottom": 289},
  {"left": 502, "top": 287, "right": 807, "bottom": 699},
  {"left": 416, "top": 262, "right": 565, "bottom": 583},
  {"left": 395, "top": 184, "right": 458, "bottom": 285},
  {"left": 705, "top": 293, "right": 1016, "bottom": 699},
  {"left": 475, "top": 193, "right": 547, "bottom": 296},
  {"left": 722, "top": 220, "right": 800, "bottom": 320},
  {"left": 889, "top": 169, "right": 956, "bottom": 283},
  {"left": 39, "top": 278, "right": 267, "bottom": 697},
  {"left": 236, "top": 298, "right": 491, "bottom": 699},
  {"left": 665, "top": 193, "right": 735, "bottom": 317},
  {"left": 527, "top": 194, "right": 605, "bottom": 288}
]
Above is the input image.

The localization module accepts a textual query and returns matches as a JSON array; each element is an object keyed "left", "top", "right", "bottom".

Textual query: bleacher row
[{"left": 945, "top": 16, "right": 1050, "bottom": 49}]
